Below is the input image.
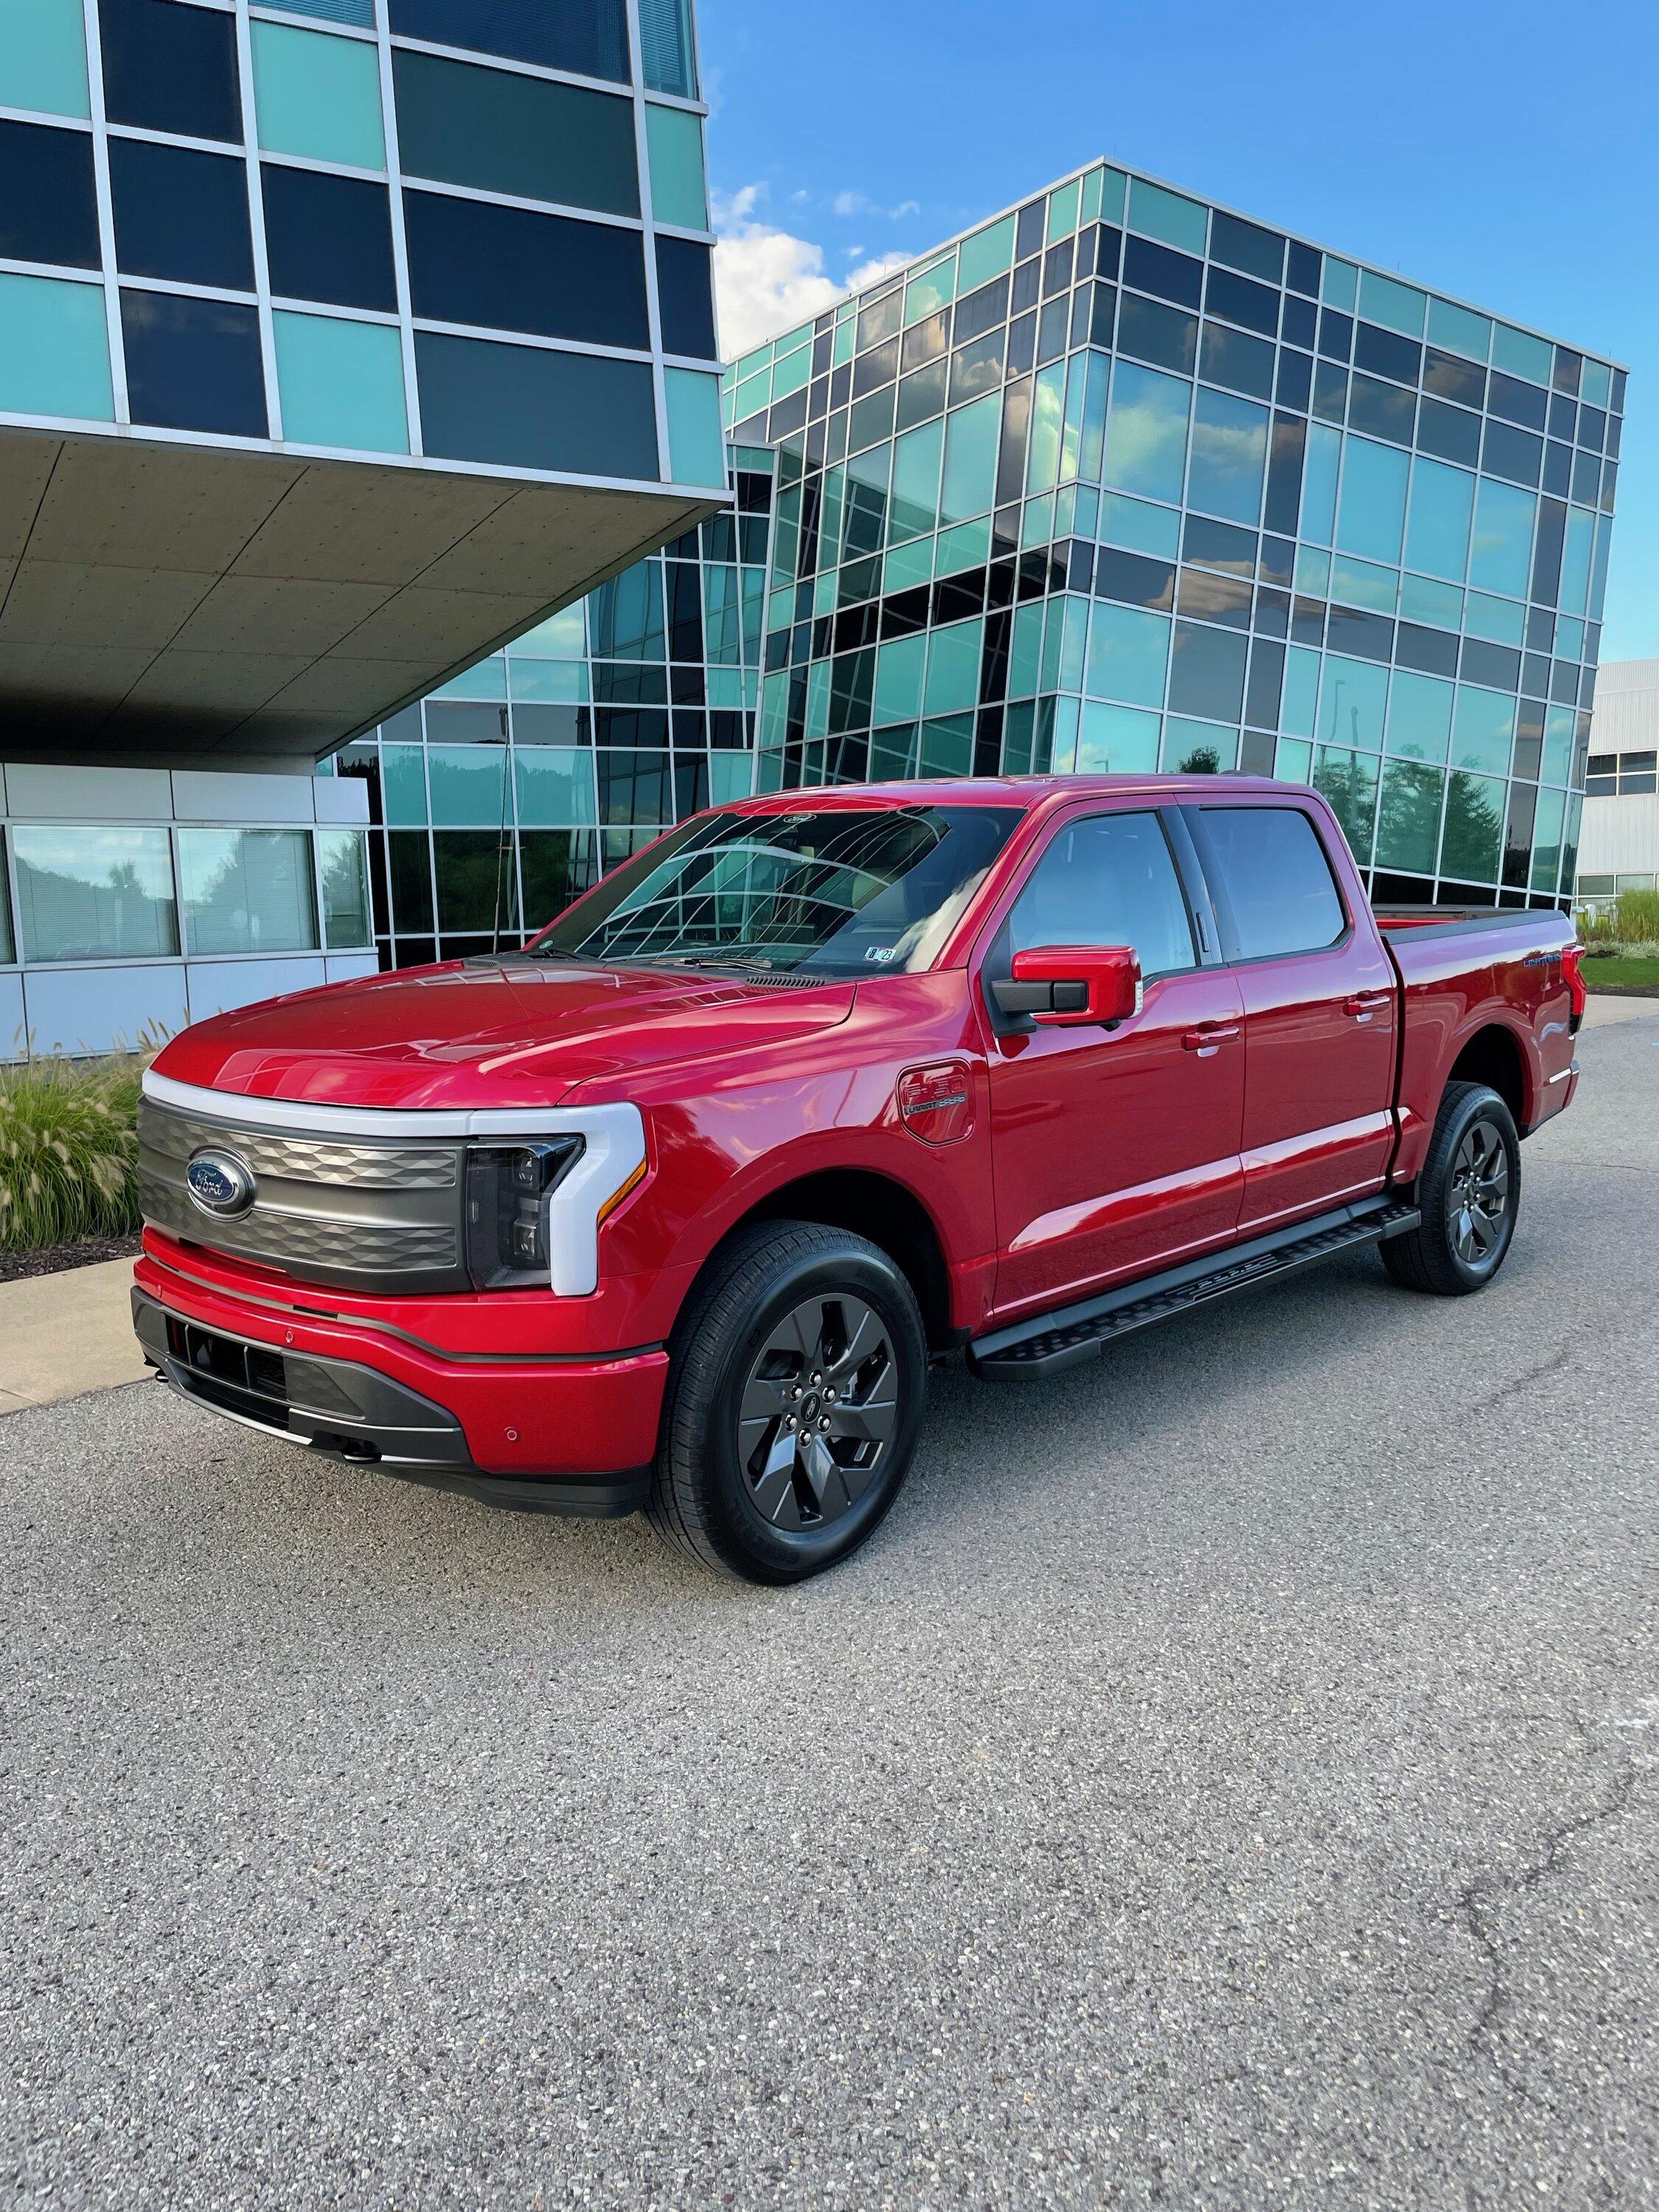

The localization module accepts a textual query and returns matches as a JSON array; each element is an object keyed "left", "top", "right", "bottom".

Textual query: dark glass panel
[
  {"left": 388, "top": 0, "right": 630, "bottom": 83},
  {"left": 1579, "top": 403, "right": 1607, "bottom": 451},
  {"left": 900, "top": 311, "right": 948, "bottom": 372},
  {"left": 110, "top": 139, "right": 252, "bottom": 291},
  {"left": 1542, "top": 440, "right": 1573, "bottom": 498},
  {"left": 1258, "top": 535, "right": 1295, "bottom": 588},
  {"left": 1200, "top": 321, "right": 1274, "bottom": 400},
  {"left": 1167, "top": 621, "right": 1246, "bottom": 721},
  {"left": 995, "top": 377, "right": 1032, "bottom": 509},
  {"left": 1035, "top": 296, "right": 1069, "bottom": 366},
  {"left": 1482, "top": 418, "right": 1543, "bottom": 487},
  {"left": 433, "top": 832, "right": 518, "bottom": 934},
  {"left": 1093, "top": 225, "right": 1121, "bottom": 279},
  {"left": 1488, "top": 370, "right": 1548, "bottom": 431},
  {"left": 1042, "top": 239, "right": 1073, "bottom": 299},
  {"left": 1394, "top": 623, "right": 1458, "bottom": 678},
  {"left": 1422, "top": 348, "right": 1485, "bottom": 408},
  {"left": 1015, "top": 199, "right": 1046, "bottom": 259},
  {"left": 1274, "top": 349, "right": 1312, "bottom": 412},
  {"left": 1290, "top": 597, "right": 1326, "bottom": 647},
  {"left": 1088, "top": 285, "right": 1116, "bottom": 349},
  {"left": 404, "top": 191, "right": 648, "bottom": 348},
  {"left": 855, "top": 286, "right": 901, "bottom": 350},
  {"left": 0, "top": 122, "right": 99, "bottom": 270},
  {"left": 1252, "top": 585, "right": 1290, "bottom": 636},
  {"left": 950, "top": 330, "right": 1006, "bottom": 407},
  {"left": 1210, "top": 210, "right": 1284, "bottom": 285},
  {"left": 1285, "top": 241, "right": 1321, "bottom": 295},
  {"left": 1177, "top": 568, "right": 1252, "bottom": 627},
  {"left": 895, "top": 359, "right": 947, "bottom": 431},
  {"left": 850, "top": 333, "right": 900, "bottom": 397},
  {"left": 1317, "top": 307, "right": 1353, "bottom": 360},
  {"left": 655, "top": 235, "right": 715, "bottom": 358},
  {"left": 392, "top": 50, "right": 639, "bottom": 218},
  {"left": 521, "top": 832, "right": 600, "bottom": 928},
  {"left": 1264, "top": 413, "right": 1306, "bottom": 538},
  {"left": 1116, "top": 293, "right": 1196, "bottom": 375},
  {"left": 262, "top": 165, "right": 396, "bottom": 312},
  {"left": 1548, "top": 392, "right": 1576, "bottom": 440},
  {"left": 1121, "top": 235, "right": 1203, "bottom": 310},
  {"left": 99, "top": 0, "right": 241, "bottom": 143},
  {"left": 1353, "top": 321, "right": 1420, "bottom": 386},
  {"left": 1279, "top": 293, "right": 1317, "bottom": 350},
  {"left": 1551, "top": 346, "right": 1582, "bottom": 395},
  {"left": 416, "top": 333, "right": 655, "bottom": 476},
  {"left": 1325, "top": 607, "right": 1392, "bottom": 661},
  {"left": 120, "top": 290, "right": 265, "bottom": 437},
  {"left": 1244, "top": 639, "right": 1285, "bottom": 731},
  {"left": 953, "top": 276, "right": 1009, "bottom": 347},
  {"left": 1531, "top": 498, "right": 1566, "bottom": 605},
  {"left": 1416, "top": 396, "right": 1482, "bottom": 467},
  {"left": 1009, "top": 257, "right": 1040, "bottom": 316},
  {"left": 1203, "top": 266, "right": 1278, "bottom": 337},
  {"left": 387, "top": 832, "right": 435, "bottom": 931},
  {"left": 1183, "top": 515, "right": 1256, "bottom": 576},
  {"left": 1459, "top": 639, "right": 1521, "bottom": 692},
  {"left": 1311, "top": 362, "right": 1347, "bottom": 425},
  {"left": 1347, "top": 372, "right": 1415, "bottom": 445},
  {"left": 1005, "top": 310, "right": 1037, "bottom": 378}
]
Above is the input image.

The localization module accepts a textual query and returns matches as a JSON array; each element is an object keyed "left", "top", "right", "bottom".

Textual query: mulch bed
[
  {"left": 1587, "top": 984, "right": 1659, "bottom": 1000},
  {"left": 0, "top": 1234, "right": 142, "bottom": 1286}
]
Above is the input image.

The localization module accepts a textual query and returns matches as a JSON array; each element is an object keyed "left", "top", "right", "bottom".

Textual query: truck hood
[{"left": 153, "top": 957, "right": 858, "bottom": 1111}]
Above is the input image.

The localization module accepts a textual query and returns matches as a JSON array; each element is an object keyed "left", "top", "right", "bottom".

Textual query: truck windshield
[{"left": 530, "top": 805, "right": 1023, "bottom": 977}]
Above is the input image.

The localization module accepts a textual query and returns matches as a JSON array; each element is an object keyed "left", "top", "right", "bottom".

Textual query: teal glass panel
[
  {"left": 1095, "top": 168, "right": 1127, "bottom": 224},
  {"left": 759, "top": 670, "right": 787, "bottom": 748},
  {"left": 1558, "top": 507, "right": 1594, "bottom": 617},
  {"left": 956, "top": 216, "right": 1015, "bottom": 293},
  {"left": 665, "top": 369, "right": 726, "bottom": 487},
  {"left": 1074, "top": 351, "right": 1110, "bottom": 486},
  {"left": 1295, "top": 546, "right": 1331, "bottom": 598},
  {"left": 0, "top": 0, "right": 88, "bottom": 118},
  {"left": 0, "top": 273, "right": 112, "bottom": 421},
  {"left": 509, "top": 661, "right": 588, "bottom": 703},
  {"left": 919, "top": 714, "right": 974, "bottom": 777},
  {"left": 434, "top": 658, "right": 505, "bottom": 700},
  {"left": 771, "top": 348, "right": 810, "bottom": 400},
  {"left": 252, "top": 22, "right": 384, "bottom": 170},
  {"left": 937, "top": 516, "right": 992, "bottom": 574},
  {"left": 1099, "top": 492, "right": 1180, "bottom": 557},
  {"left": 1336, "top": 437, "right": 1409, "bottom": 563},
  {"left": 1405, "top": 457, "right": 1474, "bottom": 580},
  {"left": 1554, "top": 614, "right": 1585, "bottom": 662},
  {"left": 1077, "top": 702, "right": 1160, "bottom": 773},
  {"left": 274, "top": 313, "right": 407, "bottom": 453},
  {"left": 905, "top": 251, "right": 956, "bottom": 325},
  {"left": 706, "top": 664, "right": 745, "bottom": 710},
  {"left": 701, "top": 564, "right": 740, "bottom": 664},
  {"left": 1385, "top": 670, "right": 1454, "bottom": 761},
  {"left": 1275, "top": 737, "right": 1314, "bottom": 782},
  {"left": 645, "top": 103, "right": 708, "bottom": 230},
  {"left": 1329, "top": 556, "right": 1397, "bottom": 614},
  {"left": 1530, "top": 786, "right": 1565, "bottom": 891},
  {"left": 1020, "top": 492, "right": 1055, "bottom": 549},
  {"left": 882, "top": 537, "right": 933, "bottom": 594},
  {"left": 1165, "top": 717, "right": 1237, "bottom": 772},
  {"left": 1450, "top": 687, "right": 1515, "bottom": 775},
  {"left": 382, "top": 745, "right": 428, "bottom": 824},
  {"left": 1467, "top": 479, "right": 1535, "bottom": 599},
  {"left": 1048, "top": 695, "right": 1080, "bottom": 773},
  {"left": 1490, "top": 323, "right": 1551, "bottom": 387},
  {"left": 1103, "top": 361, "right": 1191, "bottom": 505},
  {"left": 709, "top": 754, "right": 754, "bottom": 806},
  {"left": 1374, "top": 761, "right": 1444, "bottom": 874},
  {"left": 1399, "top": 573, "right": 1462, "bottom": 630},
  {"left": 1427, "top": 298, "right": 1490, "bottom": 363},
  {"left": 639, "top": 0, "right": 697, "bottom": 98},
  {"left": 512, "top": 604, "right": 586, "bottom": 659},
  {"left": 1046, "top": 178, "right": 1080, "bottom": 242},
  {"left": 868, "top": 723, "right": 918, "bottom": 779},
  {"left": 1085, "top": 601, "right": 1169, "bottom": 707},
  {"left": 1280, "top": 647, "right": 1320, "bottom": 738},
  {"left": 889, "top": 419, "right": 943, "bottom": 541},
  {"left": 1128, "top": 178, "right": 1206, "bottom": 254},
  {"left": 1321, "top": 259, "right": 1358, "bottom": 312},
  {"left": 514, "top": 748, "right": 596, "bottom": 827},
  {"left": 873, "top": 633, "right": 925, "bottom": 726},
  {"left": 922, "top": 619, "right": 984, "bottom": 717},
  {"left": 1317, "top": 655, "right": 1388, "bottom": 751},
  {"left": 1299, "top": 422, "right": 1340, "bottom": 543},
  {"left": 939, "top": 392, "right": 1001, "bottom": 524},
  {"left": 1463, "top": 592, "right": 1524, "bottom": 646},
  {"left": 1025, "top": 361, "right": 1067, "bottom": 496},
  {"left": 1580, "top": 359, "right": 1612, "bottom": 408},
  {"left": 804, "top": 658, "right": 829, "bottom": 737},
  {"left": 1187, "top": 388, "right": 1267, "bottom": 524},
  {"left": 1312, "top": 746, "right": 1379, "bottom": 860},
  {"left": 1358, "top": 271, "right": 1426, "bottom": 338},
  {"left": 1007, "top": 601, "right": 1045, "bottom": 698},
  {"left": 1057, "top": 594, "right": 1089, "bottom": 695},
  {"left": 1441, "top": 771, "right": 1504, "bottom": 881},
  {"left": 178, "top": 830, "right": 318, "bottom": 956},
  {"left": 1590, "top": 514, "right": 1613, "bottom": 623},
  {"left": 318, "top": 830, "right": 372, "bottom": 950}
]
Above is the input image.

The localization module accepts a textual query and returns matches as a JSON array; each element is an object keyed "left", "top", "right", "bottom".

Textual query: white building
[{"left": 1579, "top": 658, "right": 1658, "bottom": 911}]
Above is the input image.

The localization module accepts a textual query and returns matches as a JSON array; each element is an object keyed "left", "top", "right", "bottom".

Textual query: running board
[{"left": 970, "top": 1197, "right": 1421, "bottom": 1380}]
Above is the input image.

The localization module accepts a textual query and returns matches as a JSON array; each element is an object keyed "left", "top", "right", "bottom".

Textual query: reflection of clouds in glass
[{"left": 1103, "top": 364, "right": 1191, "bottom": 504}]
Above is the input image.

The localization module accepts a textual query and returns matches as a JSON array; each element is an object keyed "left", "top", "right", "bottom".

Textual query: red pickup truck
[{"left": 133, "top": 776, "right": 1584, "bottom": 1582}]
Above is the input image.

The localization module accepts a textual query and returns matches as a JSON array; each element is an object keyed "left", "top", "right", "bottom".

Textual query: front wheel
[
  {"left": 1380, "top": 1080, "right": 1521, "bottom": 1296},
  {"left": 648, "top": 1221, "right": 928, "bottom": 1583}
]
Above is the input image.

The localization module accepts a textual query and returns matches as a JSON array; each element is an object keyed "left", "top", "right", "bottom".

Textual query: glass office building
[{"left": 0, "top": 0, "right": 724, "bottom": 763}]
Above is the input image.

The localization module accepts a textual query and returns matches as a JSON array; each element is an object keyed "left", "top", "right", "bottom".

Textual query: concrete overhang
[{"left": 0, "top": 428, "right": 720, "bottom": 765}]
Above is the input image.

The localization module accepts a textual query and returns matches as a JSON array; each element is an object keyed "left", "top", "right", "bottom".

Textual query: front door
[
  {"left": 981, "top": 807, "right": 1247, "bottom": 1322},
  {"left": 1187, "top": 801, "right": 1398, "bottom": 1234}
]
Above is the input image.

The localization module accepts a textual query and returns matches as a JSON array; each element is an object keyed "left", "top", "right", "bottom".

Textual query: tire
[
  {"left": 1380, "top": 1080, "right": 1521, "bottom": 1296},
  {"left": 647, "top": 1220, "right": 929, "bottom": 1584}
]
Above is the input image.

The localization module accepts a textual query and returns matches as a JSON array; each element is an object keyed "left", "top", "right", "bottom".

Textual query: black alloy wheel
[{"left": 1380, "top": 1080, "right": 1521, "bottom": 1295}]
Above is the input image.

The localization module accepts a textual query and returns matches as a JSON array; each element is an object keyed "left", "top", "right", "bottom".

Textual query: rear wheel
[
  {"left": 1380, "top": 1080, "right": 1520, "bottom": 1295},
  {"left": 648, "top": 1221, "right": 928, "bottom": 1583}
]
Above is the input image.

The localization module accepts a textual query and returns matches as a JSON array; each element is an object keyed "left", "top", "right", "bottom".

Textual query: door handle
[
  {"left": 1182, "top": 1022, "right": 1240, "bottom": 1053},
  {"left": 1343, "top": 992, "right": 1391, "bottom": 1020}
]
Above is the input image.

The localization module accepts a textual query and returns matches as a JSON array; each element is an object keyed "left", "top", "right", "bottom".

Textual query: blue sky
[{"left": 700, "top": 0, "right": 1657, "bottom": 664}]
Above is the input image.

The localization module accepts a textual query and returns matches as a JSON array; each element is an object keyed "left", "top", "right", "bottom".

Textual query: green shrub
[
  {"left": 0, "top": 1051, "right": 148, "bottom": 1253},
  {"left": 1615, "top": 886, "right": 1659, "bottom": 944}
]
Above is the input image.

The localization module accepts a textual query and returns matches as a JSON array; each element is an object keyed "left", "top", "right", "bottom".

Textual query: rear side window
[
  {"left": 1200, "top": 807, "right": 1346, "bottom": 960},
  {"left": 1008, "top": 811, "right": 1195, "bottom": 977}
]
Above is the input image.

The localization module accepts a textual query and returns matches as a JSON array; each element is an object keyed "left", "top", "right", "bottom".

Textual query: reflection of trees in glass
[
  {"left": 1375, "top": 762, "right": 1443, "bottom": 876},
  {"left": 1440, "top": 772, "right": 1504, "bottom": 883},
  {"left": 319, "top": 833, "right": 370, "bottom": 947},
  {"left": 1311, "top": 748, "right": 1379, "bottom": 861},
  {"left": 1178, "top": 745, "right": 1220, "bottom": 774}
]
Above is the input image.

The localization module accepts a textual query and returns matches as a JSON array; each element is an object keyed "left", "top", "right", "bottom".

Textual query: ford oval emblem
[{"left": 185, "top": 1149, "right": 257, "bottom": 1219}]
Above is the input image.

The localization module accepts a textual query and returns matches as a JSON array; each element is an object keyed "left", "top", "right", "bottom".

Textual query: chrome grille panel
[{"left": 137, "top": 1096, "right": 468, "bottom": 1293}]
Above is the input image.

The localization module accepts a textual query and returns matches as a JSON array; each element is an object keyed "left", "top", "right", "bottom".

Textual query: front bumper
[{"left": 133, "top": 1287, "right": 653, "bottom": 1518}]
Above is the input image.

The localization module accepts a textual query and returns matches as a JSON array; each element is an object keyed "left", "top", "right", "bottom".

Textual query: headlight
[{"left": 465, "top": 1139, "right": 584, "bottom": 1288}]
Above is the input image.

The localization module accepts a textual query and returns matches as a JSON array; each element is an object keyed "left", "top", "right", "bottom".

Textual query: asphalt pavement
[{"left": 3, "top": 1002, "right": 1655, "bottom": 2209}]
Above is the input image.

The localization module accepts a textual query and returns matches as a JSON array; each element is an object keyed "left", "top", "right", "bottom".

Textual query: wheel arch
[{"left": 1445, "top": 1020, "right": 1531, "bottom": 1132}]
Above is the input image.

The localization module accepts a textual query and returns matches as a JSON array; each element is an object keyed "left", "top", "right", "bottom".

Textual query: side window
[
  {"left": 1007, "top": 811, "right": 1196, "bottom": 978},
  {"left": 1200, "top": 807, "right": 1346, "bottom": 960}
]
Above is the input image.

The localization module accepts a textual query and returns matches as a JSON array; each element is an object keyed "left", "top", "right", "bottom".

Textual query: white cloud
[
  {"left": 845, "top": 251, "right": 910, "bottom": 293},
  {"left": 711, "top": 184, "right": 917, "bottom": 358}
]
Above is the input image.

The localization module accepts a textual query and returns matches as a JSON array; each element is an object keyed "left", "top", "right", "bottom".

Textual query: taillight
[{"left": 1562, "top": 945, "right": 1587, "bottom": 1029}]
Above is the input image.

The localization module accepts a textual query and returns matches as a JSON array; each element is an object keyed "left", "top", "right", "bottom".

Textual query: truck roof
[{"left": 730, "top": 773, "right": 1301, "bottom": 815}]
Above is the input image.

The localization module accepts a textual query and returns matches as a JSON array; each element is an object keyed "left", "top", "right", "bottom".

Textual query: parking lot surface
[{"left": 4, "top": 1004, "right": 1655, "bottom": 2210}]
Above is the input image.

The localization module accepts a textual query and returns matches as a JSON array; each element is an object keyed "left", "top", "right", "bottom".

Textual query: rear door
[
  {"left": 1187, "top": 802, "right": 1397, "bottom": 1234},
  {"left": 979, "top": 805, "right": 1247, "bottom": 1318}
]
